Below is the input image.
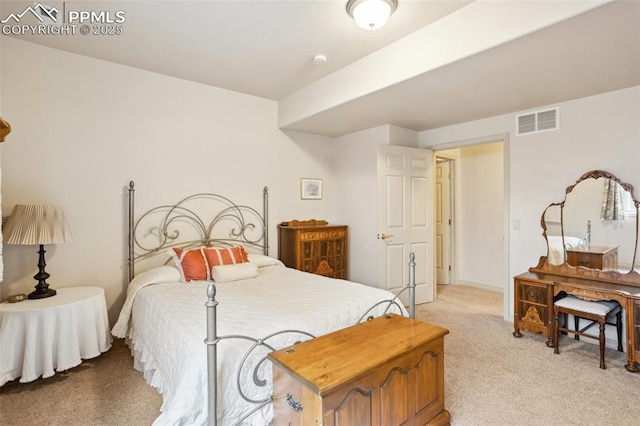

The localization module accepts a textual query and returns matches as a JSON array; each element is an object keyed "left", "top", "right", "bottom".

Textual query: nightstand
[{"left": 0, "top": 286, "right": 112, "bottom": 386}]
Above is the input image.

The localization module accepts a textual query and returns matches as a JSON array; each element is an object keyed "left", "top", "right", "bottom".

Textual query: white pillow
[
  {"left": 246, "top": 253, "right": 284, "bottom": 268},
  {"left": 212, "top": 262, "right": 259, "bottom": 283},
  {"left": 129, "top": 265, "right": 181, "bottom": 294}
]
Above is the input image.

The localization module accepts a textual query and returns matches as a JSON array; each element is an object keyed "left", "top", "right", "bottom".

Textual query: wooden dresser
[
  {"left": 269, "top": 314, "right": 450, "bottom": 426},
  {"left": 277, "top": 220, "right": 348, "bottom": 279}
]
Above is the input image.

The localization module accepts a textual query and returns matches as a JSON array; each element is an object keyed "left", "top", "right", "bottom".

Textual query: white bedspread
[
  {"left": 113, "top": 262, "right": 405, "bottom": 425},
  {"left": 547, "top": 236, "right": 584, "bottom": 265}
]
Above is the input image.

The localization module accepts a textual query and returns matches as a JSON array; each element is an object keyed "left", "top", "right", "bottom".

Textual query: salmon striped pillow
[
  {"left": 169, "top": 246, "right": 250, "bottom": 282},
  {"left": 203, "top": 246, "right": 249, "bottom": 268}
]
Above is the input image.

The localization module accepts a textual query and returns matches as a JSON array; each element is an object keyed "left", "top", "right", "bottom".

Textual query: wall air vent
[{"left": 516, "top": 107, "right": 559, "bottom": 135}]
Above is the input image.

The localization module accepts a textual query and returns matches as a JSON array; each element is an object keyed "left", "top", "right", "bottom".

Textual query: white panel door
[
  {"left": 435, "top": 159, "right": 452, "bottom": 285},
  {"left": 377, "top": 145, "right": 434, "bottom": 305}
]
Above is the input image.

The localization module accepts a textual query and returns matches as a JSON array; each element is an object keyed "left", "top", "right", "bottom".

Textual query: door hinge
[
  {"left": 448, "top": 265, "right": 451, "bottom": 271},
  {"left": 448, "top": 219, "right": 451, "bottom": 225}
]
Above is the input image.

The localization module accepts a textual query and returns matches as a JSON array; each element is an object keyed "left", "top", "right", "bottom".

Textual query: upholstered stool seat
[{"left": 553, "top": 295, "right": 623, "bottom": 369}]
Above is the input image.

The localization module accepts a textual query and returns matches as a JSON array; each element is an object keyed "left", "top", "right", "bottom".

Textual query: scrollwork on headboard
[{"left": 127, "top": 181, "right": 269, "bottom": 281}]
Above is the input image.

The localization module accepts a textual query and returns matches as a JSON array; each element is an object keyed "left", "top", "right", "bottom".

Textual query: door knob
[{"left": 379, "top": 233, "right": 394, "bottom": 240}]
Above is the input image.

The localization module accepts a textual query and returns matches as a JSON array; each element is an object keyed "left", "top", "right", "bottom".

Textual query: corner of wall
[{"left": 388, "top": 125, "right": 419, "bottom": 148}]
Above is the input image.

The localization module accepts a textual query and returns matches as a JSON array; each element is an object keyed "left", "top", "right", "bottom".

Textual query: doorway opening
[{"left": 433, "top": 140, "right": 507, "bottom": 316}]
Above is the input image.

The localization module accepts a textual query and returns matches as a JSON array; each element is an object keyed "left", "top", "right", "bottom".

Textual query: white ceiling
[{"left": 3, "top": 0, "right": 639, "bottom": 136}]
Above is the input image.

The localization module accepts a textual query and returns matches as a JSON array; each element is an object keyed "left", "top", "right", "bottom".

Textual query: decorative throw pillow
[
  {"left": 202, "top": 246, "right": 249, "bottom": 268},
  {"left": 169, "top": 247, "right": 210, "bottom": 282},
  {"left": 169, "top": 246, "right": 250, "bottom": 282},
  {"left": 211, "top": 262, "right": 259, "bottom": 283}
]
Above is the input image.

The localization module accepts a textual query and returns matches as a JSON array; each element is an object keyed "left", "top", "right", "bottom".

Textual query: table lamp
[{"left": 4, "top": 204, "right": 73, "bottom": 299}]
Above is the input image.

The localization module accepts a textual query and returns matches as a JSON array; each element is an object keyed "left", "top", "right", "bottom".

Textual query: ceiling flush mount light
[{"left": 346, "top": 0, "right": 398, "bottom": 30}]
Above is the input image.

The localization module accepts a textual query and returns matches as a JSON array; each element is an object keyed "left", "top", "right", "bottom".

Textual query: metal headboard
[{"left": 127, "top": 181, "right": 269, "bottom": 281}]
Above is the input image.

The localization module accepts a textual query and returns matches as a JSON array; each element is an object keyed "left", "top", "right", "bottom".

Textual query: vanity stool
[{"left": 553, "top": 295, "right": 623, "bottom": 369}]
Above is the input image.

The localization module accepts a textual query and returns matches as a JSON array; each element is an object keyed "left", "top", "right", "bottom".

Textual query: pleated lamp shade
[{"left": 5, "top": 204, "right": 73, "bottom": 245}]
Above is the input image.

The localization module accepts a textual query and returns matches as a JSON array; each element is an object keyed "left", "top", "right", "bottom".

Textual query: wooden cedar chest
[{"left": 268, "top": 313, "right": 450, "bottom": 426}]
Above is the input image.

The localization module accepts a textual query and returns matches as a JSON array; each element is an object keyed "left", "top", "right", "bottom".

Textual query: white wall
[
  {"left": 333, "top": 126, "right": 388, "bottom": 287},
  {"left": 333, "top": 125, "right": 421, "bottom": 288},
  {"left": 0, "top": 38, "right": 338, "bottom": 323},
  {"left": 420, "top": 86, "right": 640, "bottom": 319}
]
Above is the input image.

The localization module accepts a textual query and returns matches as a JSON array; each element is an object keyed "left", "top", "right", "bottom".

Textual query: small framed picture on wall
[{"left": 301, "top": 178, "right": 322, "bottom": 200}]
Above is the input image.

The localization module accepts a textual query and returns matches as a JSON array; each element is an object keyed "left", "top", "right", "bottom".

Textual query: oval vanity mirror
[
  {"left": 542, "top": 204, "right": 565, "bottom": 265},
  {"left": 543, "top": 170, "right": 639, "bottom": 274}
]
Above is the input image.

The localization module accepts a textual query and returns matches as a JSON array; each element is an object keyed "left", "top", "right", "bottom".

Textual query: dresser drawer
[
  {"left": 300, "top": 229, "right": 347, "bottom": 241},
  {"left": 513, "top": 277, "right": 553, "bottom": 338},
  {"left": 518, "top": 282, "right": 548, "bottom": 304}
]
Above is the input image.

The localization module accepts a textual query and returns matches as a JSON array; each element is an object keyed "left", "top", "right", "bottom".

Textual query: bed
[
  {"left": 112, "top": 182, "right": 416, "bottom": 425},
  {"left": 547, "top": 235, "right": 584, "bottom": 265}
]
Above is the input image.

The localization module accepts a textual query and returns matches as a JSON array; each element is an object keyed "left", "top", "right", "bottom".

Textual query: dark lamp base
[
  {"left": 28, "top": 244, "right": 58, "bottom": 299},
  {"left": 28, "top": 287, "right": 57, "bottom": 299}
]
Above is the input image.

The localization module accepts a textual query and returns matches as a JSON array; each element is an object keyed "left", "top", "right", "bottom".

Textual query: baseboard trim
[{"left": 454, "top": 280, "right": 504, "bottom": 294}]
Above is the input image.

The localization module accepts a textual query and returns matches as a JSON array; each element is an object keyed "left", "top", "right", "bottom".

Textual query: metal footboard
[{"left": 204, "top": 253, "right": 417, "bottom": 426}]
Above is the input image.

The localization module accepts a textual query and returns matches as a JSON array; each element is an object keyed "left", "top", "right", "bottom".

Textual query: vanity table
[
  {"left": 513, "top": 266, "right": 640, "bottom": 372},
  {"left": 513, "top": 170, "right": 640, "bottom": 373}
]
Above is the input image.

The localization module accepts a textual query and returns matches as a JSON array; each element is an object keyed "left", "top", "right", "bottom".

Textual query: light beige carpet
[
  {"left": 0, "top": 338, "right": 162, "bottom": 425},
  {"left": 1, "top": 284, "right": 638, "bottom": 425},
  {"left": 420, "top": 284, "right": 639, "bottom": 426}
]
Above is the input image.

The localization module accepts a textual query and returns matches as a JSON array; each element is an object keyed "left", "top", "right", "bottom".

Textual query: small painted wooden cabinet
[
  {"left": 566, "top": 245, "right": 618, "bottom": 270},
  {"left": 268, "top": 314, "right": 451, "bottom": 426},
  {"left": 277, "top": 220, "right": 348, "bottom": 279}
]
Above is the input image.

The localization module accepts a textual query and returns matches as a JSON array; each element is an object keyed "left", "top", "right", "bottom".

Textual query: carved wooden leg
[
  {"left": 560, "top": 312, "right": 568, "bottom": 336},
  {"left": 616, "top": 311, "right": 623, "bottom": 352},
  {"left": 513, "top": 327, "right": 522, "bottom": 338},
  {"left": 553, "top": 309, "right": 560, "bottom": 355},
  {"left": 599, "top": 321, "right": 606, "bottom": 369}
]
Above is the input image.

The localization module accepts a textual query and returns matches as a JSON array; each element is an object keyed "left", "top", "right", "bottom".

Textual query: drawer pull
[{"left": 286, "top": 393, "right": 303, "bottom": 412}]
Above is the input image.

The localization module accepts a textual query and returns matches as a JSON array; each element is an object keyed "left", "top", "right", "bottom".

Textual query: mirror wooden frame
[{"left": 531, "top": 170, "right": 640, "bottom": 287}]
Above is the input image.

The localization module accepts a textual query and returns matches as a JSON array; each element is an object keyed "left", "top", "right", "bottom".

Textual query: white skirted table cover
[{"left": 0, "top": 286, "right": 112, "bottom": 386}]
